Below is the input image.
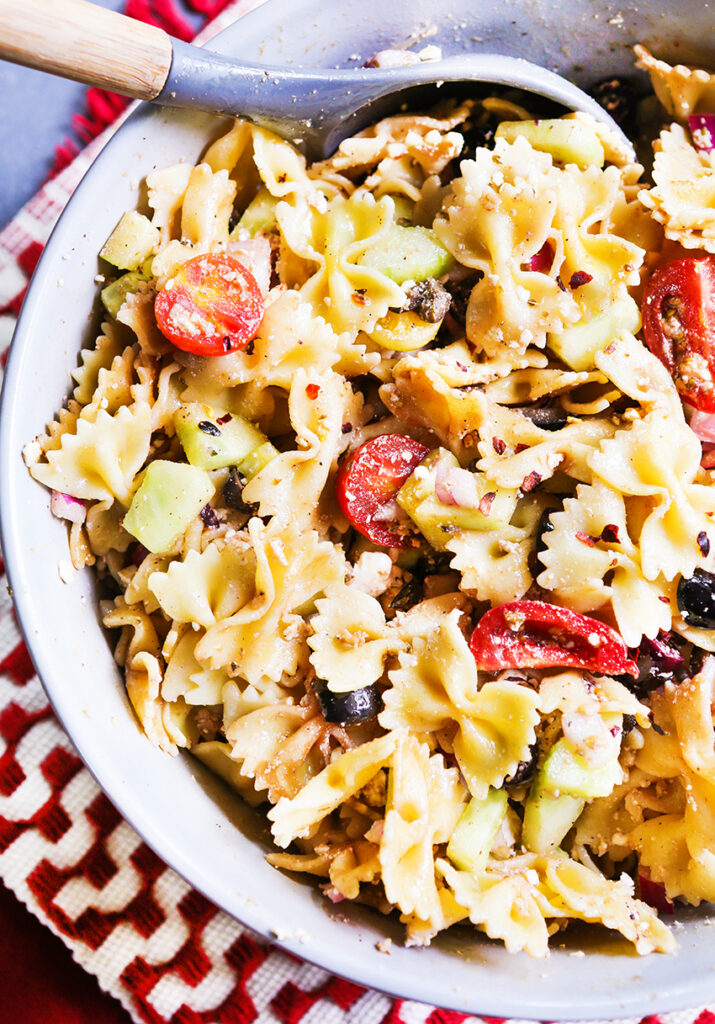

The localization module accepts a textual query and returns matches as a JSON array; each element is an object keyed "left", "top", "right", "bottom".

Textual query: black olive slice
[
  {"left": 222, "top": 467, "right": 257, "bottom": 514},
  {"left": 504, "top": 744, "right": 538, "bottom": 787},
  {"left": 677, "top": 569, "right": 715, "bottom": 629},
  {"left": 313, "top": 679, "right": 383, "bottom": 726},
  {"left": 518, "top": 402, "right": 569, "bottom": 431}
]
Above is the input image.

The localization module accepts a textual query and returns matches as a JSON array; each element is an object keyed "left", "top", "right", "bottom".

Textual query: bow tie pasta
[{"left": 29, "top": 46, "right": 715, "bottom": 959}]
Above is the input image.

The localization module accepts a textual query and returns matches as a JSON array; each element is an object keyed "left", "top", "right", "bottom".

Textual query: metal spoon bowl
[{"left": 0, "top": 0, "right": 633, "bottom": 162}]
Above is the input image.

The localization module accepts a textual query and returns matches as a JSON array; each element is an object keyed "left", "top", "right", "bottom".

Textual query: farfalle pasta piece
[
  {"left": 537, "top": 480, "right": 671, "bottom": 646},
  {"left": 308, "top": 583, "right": 401, "bottom": 693},
  {"left": 268, "top": 732, "right": 397, "bottom": 848},
  {"left": 162, "top": 629, "right": 227, "bottom": 707},
  {"left": 631, "top": 667, "right": 715, "bottom": 905},
  {"left": 438, "top": 858, "right": 550, "bottom": 957},
  {"left": 180, "top": 163, "right": 237, "bottom": 250},
  {"left": 434, "top": 136, "right": 644, "bottom": 359},
  {"left": 30, "top": 402, "right": 152, "bottom": 504},
  {"left": 148, "top": 537, "right": 256, "bottom": 628},
  {"left": 243, "top": 368, "right": 362, "bottom": 529},
  {"left": 146, "top": 163, "right": 192, "bottom": 244},
  {"left": 446, "top": 523, "right": 533, "bottom": 606},
  {"left": 380, "top": 734, "right": 466, "bottom": 922},
  {"left": 196, "top": 517, "right": 345, "bottom": 687},
  {"left": 315, "top": 103, "right": 470, "bottom": 188},
  {"left": 71, "top": 322, "right": 126, "bottom": 405},
  {"left": 381, "top": 618, "right": 541, "bottom": 797},
  {"left": 589, "top": 410, "right": 715, "bottom": 582},
  {"left": 192, "top": 740, "right": 266, "bottom": 807},
  {"left": 635, "top": 44, "right": 715, "bottom": 121},
  {"left": 639, "top": 123, "right": 715, "bottom": 252},
  {"left": 278, "top": 191, "right": 406, "bottom": 333}
]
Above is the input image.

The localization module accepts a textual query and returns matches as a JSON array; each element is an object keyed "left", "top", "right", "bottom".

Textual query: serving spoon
[{"left": 0, "top": 0, "right": 633, "bottom": 161}]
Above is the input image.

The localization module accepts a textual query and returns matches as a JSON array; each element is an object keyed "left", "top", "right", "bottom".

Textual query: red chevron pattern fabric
[{"left": 1, "top": 3, "right": 714, "bottom": 1023}]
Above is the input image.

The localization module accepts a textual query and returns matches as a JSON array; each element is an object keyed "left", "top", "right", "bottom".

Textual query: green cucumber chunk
[
  {"left": 235, "top": 187, "right": 279, "bottom": 237},
  {"left": 173, "top": 403, "right": 277, "bottom": 475},
  {"left": 396, "top": 448, "right": 516, "bottom": 551},
  {"left": 446, "top": 788, "right": 508, "bottom": 874},
  {"left": 547, "top": 294, "right": 641, "bottom": 371},
  {"left": 101, "top": 258, "right": 153, "bottom": 317},
  {"left": 100, "top": 211, "right": 161, "bottom": 271},
  {"left": 521, "top": 785, "right": 585, "bottom": 855},
  {"left": 539, "top": 736, "right": 621, "bottom": 799},
  {"left": 239, "top": 440, "right": 280, "bottom": 480},
  {"left": 357, "top": 225, "right": 454, "bottom": 284},
  {"left": 397, "top": 448, "right": 457, "bottom": 519},
  {"left": 123, "top": 461, "right": 214, "bottom": 554},
  {"left": 495, "top": 118, "right": 605, "bottom": 169}
]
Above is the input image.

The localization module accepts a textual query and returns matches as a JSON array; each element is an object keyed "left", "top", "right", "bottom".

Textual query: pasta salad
[{"left": 24, "top": 45, "right": 715, "bottom": 957}]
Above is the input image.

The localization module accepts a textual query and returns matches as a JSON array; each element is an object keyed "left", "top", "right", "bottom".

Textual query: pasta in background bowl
[{"left": 5, "top": 0, "right": 715, "bottom": 1016}]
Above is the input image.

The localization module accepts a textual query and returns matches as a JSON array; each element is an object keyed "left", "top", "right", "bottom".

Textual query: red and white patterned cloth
[{"left": 1, "top": 3, "right": 715, "bottom": 1022}]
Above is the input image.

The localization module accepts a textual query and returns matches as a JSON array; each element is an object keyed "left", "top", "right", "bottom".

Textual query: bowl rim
[{"left": 3, "top": 2, "right": 715, "bottom": 1017}]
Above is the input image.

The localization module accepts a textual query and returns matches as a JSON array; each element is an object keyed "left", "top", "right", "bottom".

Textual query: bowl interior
[{"left": 3, "top": 0, "right": 715, "bottom": 1017}]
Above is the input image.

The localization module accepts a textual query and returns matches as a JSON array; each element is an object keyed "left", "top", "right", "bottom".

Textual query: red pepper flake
[
  {"left": 515, "top": 443, "right": 529, "bottom": 454},
  {"left": 216, "top": 413, "right": 232, "bottom": 425},
  {"left": 492, "top": 437, "right": 507, "bottom": 455},
  {"left": 575, "top": 531, "right": 596, "bottom": 547},
  {"left": 603, "top": 342, "right": 616, "bottom": 355},
  {"left": 479, "top": 492, "right": 496, "bottom": 516},
  {"left": 521, "top": 471, "right": 542, "bottom": 493},
  {"left": 600, "top": 523, "right": 621, "bottom": 544},
  {"left": 697, "top": 530, "right": 711, "bottom": 556},
  {"left": 352, "top": 288, "right": 368, "bottom": 306},
  {"left": 659, "top": 595, "right": 671, "bottom": 604},
  {"left": 306, "top": 383, "right": 321, "bottom": 399},
  {"left": 569, "top": 270, "right": 593, "bottom": 290},
  {"left": 341, "top": 423, "right": 352, "bottom": 434}
]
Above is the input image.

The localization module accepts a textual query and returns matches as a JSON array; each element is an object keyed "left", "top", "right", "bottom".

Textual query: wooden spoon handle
[{"left": 0, "top": 0, "right": 173, "bottom": 100}]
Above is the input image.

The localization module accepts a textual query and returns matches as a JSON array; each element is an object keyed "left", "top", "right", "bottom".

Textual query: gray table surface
[{"left": 0, "top": 0, "right": 200, "bottom": 232}]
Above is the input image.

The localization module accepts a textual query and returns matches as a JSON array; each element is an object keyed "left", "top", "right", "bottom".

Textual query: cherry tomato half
[
  {"left": 641, "top": 256, "right": 715, "bottom": 412},
  {"left": 336, "top": 434, "right": 428, "bottom": 548},
  {"left": 469, "top": 600, "right": 638, "bottom": 676},
  {"left": 155, "top": 252, "right": 264, "bottom": 357}
]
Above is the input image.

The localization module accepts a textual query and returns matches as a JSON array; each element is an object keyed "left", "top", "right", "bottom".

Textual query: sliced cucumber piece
[
  {"left": 396, "top": 449, "right": 457, "bottom": 521},
  {"left": 100, "top": 211, "right": 161, "bottom": 271},
  {"left": 396, "top": 449, "right": 516, "bottom": 551},
  {"left": 522, "top": 785, "right": 585, "bottom": 855},
  {"left": 495, "top": 118, "right": 605, "bottom": 169},
  {"left": 547, "top": 295, "right": 641, "bottom": 371},
  {"left": 368, "top": 309, "right": 442, "bottom": 351},
  {"left": 235, "top": 187, "right": 279, "bottom": 237},
  {"left": 358, "top": 225, "right": 454, "bottom": 284},
  {"left": 173, "top": 403, "right": 277, "bottom": 475},
  {"left": 539, "top": 737, "right": 621, "bottom": 799},
  {"left": 238, "top": 439, "right": 280, "bottom": 480},
  {"left": 101, "top": 258, "right": 153, "bottom": 317},
  {"left": 446, "top": 788, "right": 508, "bottom": 874},
  {"left": 123, "top": 461, "right": 214, "bottom": 554}
]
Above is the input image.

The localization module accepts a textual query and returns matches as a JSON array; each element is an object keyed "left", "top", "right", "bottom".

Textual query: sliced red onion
[
  {"left": 529, "top": 240, "right": 554, "bottom": 274},
  {"left": 435, "top": 464, "right": 481, "bottom": 508},
  {"left": 638, "top": 874, "right": 674, "bottom": 915},
  {"left": 688, "top": 114, "right": 715, "bottom": 152},
  {"left": 690, "top": 409, "right": 715, "bottom": 443},
  {"left": 50, "top": 490, "right": 86, "bottom": 524}
]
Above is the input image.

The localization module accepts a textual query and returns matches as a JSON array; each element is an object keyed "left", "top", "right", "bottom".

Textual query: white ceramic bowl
[{"left": 3, "top": 1, "right": 715, "bottom": 1017}]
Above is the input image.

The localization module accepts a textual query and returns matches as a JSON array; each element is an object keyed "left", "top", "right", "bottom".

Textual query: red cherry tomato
[
  {"left": 336, "top": 434, "right": 429, "bottom": 548},
  {"left": 469, "top": 600, "right": 638, "bottom": 676},
  {"left": 155, "top": 252, "right": 264, "bottom": 356},
  {"left": 641, "top": 256, "right": 715, "bottom": 411}
]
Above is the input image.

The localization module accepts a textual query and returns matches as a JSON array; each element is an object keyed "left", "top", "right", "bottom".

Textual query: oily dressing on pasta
[{"left": 26, "top": 48, "right": 715, "bottom": 958}]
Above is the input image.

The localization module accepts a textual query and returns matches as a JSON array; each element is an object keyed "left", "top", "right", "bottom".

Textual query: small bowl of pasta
[{"left": 6, "top": 0, "right": 715, "bottom": 1017}]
